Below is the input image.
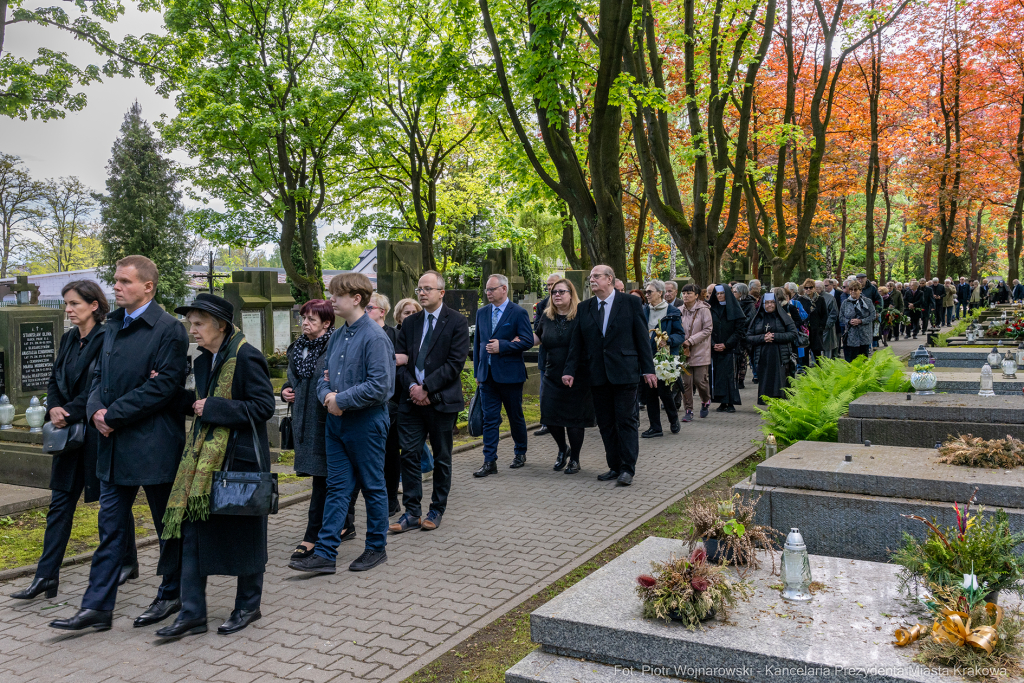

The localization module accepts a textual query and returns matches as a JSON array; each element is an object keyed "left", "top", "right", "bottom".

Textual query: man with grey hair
[
  {"left": 563, "top": 266, "right": 656, "bottom": 486},
  {"left": 664, "top": 280, "right": 681, "bottom": 308},
  {"left": 748, "top": 279, "right": 761, "bottom": 299},
  {"left": 472, "top": 273, "right": 534, "bottom": 477}
]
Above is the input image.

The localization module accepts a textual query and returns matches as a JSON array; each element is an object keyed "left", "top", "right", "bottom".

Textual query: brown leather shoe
[
  {"left": 389, "top": 513, "right": 420, "bottom": 534},
  {"left": 420, "top": 511, "right": 442, "bottom": 530}
]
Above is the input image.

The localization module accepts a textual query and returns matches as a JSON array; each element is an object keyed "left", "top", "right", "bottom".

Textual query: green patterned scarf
[{"left": 162, "top": 330, "right": 247, "bottom": 539}]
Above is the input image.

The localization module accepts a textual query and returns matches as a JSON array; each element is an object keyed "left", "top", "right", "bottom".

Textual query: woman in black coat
[
  {"left": 746, "top": 290, "right": 799, "bottom": 405},
  {"left": 709, "top": 284, "right": 744, "bottom": 411},
  {"left": 11, "top": 281, "right": 138, "bottom": 600},
  {"left": 281, "top": 299, "right": 339, "bottom": 562},
  {"left": 732, "top": 283, "right": 757, "bottom": 389},
  {"left": 157, "top": 294, "right": 276, "bottom": 638}
]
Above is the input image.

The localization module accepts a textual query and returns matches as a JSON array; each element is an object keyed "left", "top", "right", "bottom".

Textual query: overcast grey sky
[{"left": 4, "top": 3, "right": 339, "bottom": 249}]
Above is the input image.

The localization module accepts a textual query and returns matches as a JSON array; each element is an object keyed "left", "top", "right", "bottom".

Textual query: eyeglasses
[
  {"left": 484, "top": 286, "right": 505, "bottom": 293},
  {"left": 589, "top": 273, "right": 611, "bottom": 281},
  {"left": 644, "top": 290, "right": 657, "bottom": 295},
  {"left": 365, "top": 305, "right": 380, "bottom": 312},
  {"left": 551, "top": 289, "right": 570, "bottom": 296},
  {"left": 414, "top": 287, "right": 438, "bottom": 294},
  {"left": 803, "top": 286, "right": 814, "bottom": 290}
]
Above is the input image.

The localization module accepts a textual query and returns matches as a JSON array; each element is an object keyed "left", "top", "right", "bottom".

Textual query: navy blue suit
[{"left": 474, "top": 301, "right": 534, "bottom": 462}]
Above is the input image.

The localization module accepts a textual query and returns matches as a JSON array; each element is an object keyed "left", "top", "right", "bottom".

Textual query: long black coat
[
  {"left": 396, "top": 304, "right": 470, "bottom": 413},
  {"left": 160, "top": 338, "right": 276, "bottom": 578},
  {"left": 564, "top": 293, "right": 656, "bottom": 386},
  {"left": 46, "top": 325, "right": 105, "bottom": 500},
  {"left": 282, "top": 336, "right": 329, "bottom": 478},
  {"left": 746, "top": 306, "right": 798, "bottom": 400},
  {"left": 86, "top": 303, "right": 189, "bottom": 486}
]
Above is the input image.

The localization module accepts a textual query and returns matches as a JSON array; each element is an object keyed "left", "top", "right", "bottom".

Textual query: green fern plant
[{"left": 757, "top": 349, "right": 911, "bottom": 448}]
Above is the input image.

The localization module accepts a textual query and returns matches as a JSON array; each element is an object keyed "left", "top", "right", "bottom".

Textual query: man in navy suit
[{"left": 473, "top": 274, "right": 534, "bottom": 477}]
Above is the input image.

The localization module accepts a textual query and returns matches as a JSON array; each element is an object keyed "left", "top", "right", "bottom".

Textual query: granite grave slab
[
  {"left": 524, "top": 536, "right": 975, "bottom": 683},
  {"left": 839, "top": 393, "right": 1024, "bottom": 446}
]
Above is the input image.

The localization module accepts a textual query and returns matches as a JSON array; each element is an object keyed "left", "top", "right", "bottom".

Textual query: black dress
[{"left": 537, "top": 314, "right": 596, "bottom": 429}]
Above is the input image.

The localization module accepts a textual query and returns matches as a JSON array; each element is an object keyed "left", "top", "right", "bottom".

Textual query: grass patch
[
  {"left": 0, "top": 499, "right": 154, "bottom": 572},
  {"left": 402, "top": 451, "right": 761, "bottom": 683}
]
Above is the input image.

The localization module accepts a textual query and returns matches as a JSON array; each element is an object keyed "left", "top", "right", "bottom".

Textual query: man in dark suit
[
  {"left": 50, "top": 255, "right": 188, "bottom": 632},
  {"left": 472, "top": 274, "right": 534, "bottom": 477},
  {"left": 389, "top": 270, "right": 469, "bottom": 533},
  {"left": 563, "top": 265, "right": 656, "bottom": 487},
  {"left": 532, "top": 273, "right": 560, "bottom": 437},
  {"left": 957, "top": 277, "right": 972, "bottom": 319}
]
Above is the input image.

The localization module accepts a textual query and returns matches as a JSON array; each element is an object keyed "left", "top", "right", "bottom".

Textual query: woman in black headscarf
[
  {"left": 709, "top": 284, "right": 744, "bottom": 412},
  {"left": 746, "top": 290, "right": 799, "bottom": 405}
]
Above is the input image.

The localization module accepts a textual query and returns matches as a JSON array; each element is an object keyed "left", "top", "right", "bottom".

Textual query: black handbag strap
[{"left": 217, "top": 404, "right": 270, "bottom": 474}]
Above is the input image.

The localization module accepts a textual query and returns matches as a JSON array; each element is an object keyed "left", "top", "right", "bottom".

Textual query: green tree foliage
[
  {"left": 0, "top": 0, "right": 152, "bottom": 120},
  {"left": 322, "top": 240, "right": 374, "bottom": 271},
  {"left": 151, "top": 0, "right": 365, "bottom": 301},
  {"left": 97, "top": 101, "right": 190, "bottom": 307},
  {"left": 0, "top": 153, "right": 41, "bottom": 276},
  {"left": 25, "top": 176, "right": 101, "bottom": 272}
]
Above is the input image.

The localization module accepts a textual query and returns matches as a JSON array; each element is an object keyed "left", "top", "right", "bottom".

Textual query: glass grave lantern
[
  {"left": 0, "top": 395, "right": 14, "bottom": 430},
  {"left": 780, "top": 528, "right": 813, "bottom": 602}
]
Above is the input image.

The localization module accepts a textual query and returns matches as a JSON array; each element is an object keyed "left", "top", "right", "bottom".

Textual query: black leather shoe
[
  {"left": 473, "top": 461, "right": 498, "bottom": 478},
  {"left": 670, "top": 420, "right": 681, "bottom": 434},
  {"left": 617, "top": 472, "right": 634, "bottom": 486},
  {"left": 49, "top": 608, "right": 112, "bottom": 631},
  {"left": 553, "top": 448, "right": 569, "bottom": 471},
  {"left": 641, "top": 428, "right": 663, "bottom": 438},
  {"left": 533, "top": 425, "right": 550, "bottom": 436},
  {"left": 725, "top": 405, "right": 736, "bottom": 413},
  {"left": 133, "top": 598, "right": 182, "bottom": 627},
  {"left": 11, "top": 577, "right": 58, "bottom": 600},
  {"left": 291, "top": 544, "right": 315, "bottom": 561},
  {"left": 564, "top": 460, "right": 580, "bottom": 475},
  {"left": 597, "top": 470, "right": 620, "bottom": 481},
  {"left": 289, "top": 553, "right": 336, "bottom": 574},
  {"left": 218, "top": 609, "right": 261, "bottom": 634},
  {"left": 510, "top": 453, "right": 527, "bottom": 469},
  {"left": 716, "top": 403, "right": 728, "bottom": 412},
  {"left": 349, "top": 549, "right": 387, "bottom": 572},
  {"left": 155, "top": 617, "right": 208, "bottom": 638},
  {"left": 119, "top": 562, "right": 140, "bottom": 586}
]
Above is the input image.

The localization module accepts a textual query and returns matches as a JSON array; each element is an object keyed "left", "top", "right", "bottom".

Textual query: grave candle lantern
[
  {"left": 25, "top": 396, "right": 45, "bottom": 433},
  {"left": 0, "top": 395, "right": 13, "bottom": 430},
  {"left": 765, "top": 434, "right": 777, "bottom": 458},
  {"left": 780, "top": 528, "right": 813, "bottom": 602},
  {"left": 1003, "top": 350, "right": 1018, "bottom": 379},
  {"left": 1016, "top": 342, "right": 1024, "bottom": 368},
  {"left": 966, "top": 327, "right": 976, "bottom": 343},
  {"left": 979, "top": 364, "right": 996, "bottom": 397},
  {"left": 988, "top": 347, "right": 1003, "bottom": 368}
]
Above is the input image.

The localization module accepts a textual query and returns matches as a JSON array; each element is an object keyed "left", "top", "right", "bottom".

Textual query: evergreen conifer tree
[{"left": 98, "top": 101, "right": 190, "bottom": 307}]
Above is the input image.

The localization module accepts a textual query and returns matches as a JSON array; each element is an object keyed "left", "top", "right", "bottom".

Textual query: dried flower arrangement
[
  {"left": 684, "top": 494, "right": 780, "bottom": 575},
  {"left": 939, "top": 435, "right": 1024, "bottom": 469},
  {"left": 635, "top": 547, "right": 751, "bottom": 630}
]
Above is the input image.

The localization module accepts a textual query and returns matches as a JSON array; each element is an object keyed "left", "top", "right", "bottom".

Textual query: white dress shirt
[
  {"left": 413, "top": 308, "right": 440, "bottom": 386},
  {"left": 596, "top": 289, "right": 615, "bottom": 336}
]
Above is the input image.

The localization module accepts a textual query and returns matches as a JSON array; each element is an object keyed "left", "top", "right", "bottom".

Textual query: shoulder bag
[
  {"left": 467, "top": 387, "right": 484, "bottom": 438},
  {"left": 279, "top": 402, "right": 294, "bottom": 450},
  {"left": 211, "top": 404, "right": 279, "bottom": 516}
]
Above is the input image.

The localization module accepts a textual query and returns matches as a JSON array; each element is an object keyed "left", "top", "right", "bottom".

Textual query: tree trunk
[
  {"left": 633, "top": 196, "right": 647, "bottom": 282},
  {"left": 837, "top": 196, "right": 848, "bottom": 278},
  {"left": 1008, "top": 97, "right": 1024, "bottom": 283},
  {"left": 923, "top": 229, "right": 933, "bottom": 280}
]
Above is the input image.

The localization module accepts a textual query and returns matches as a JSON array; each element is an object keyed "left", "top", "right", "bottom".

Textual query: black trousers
[
  {"left": 303, "top": 476, "right": 327, "bottom": 544},
  {"left": 179, "top": 521, "right": 263, "bottom": 621},
  {"left": 398, "top": 405, "right": 456, "bottom": 518},
  {"left": 844, "top": 345, "right": 870, "bottom": 362},
  {"left": 36, "top": 484, "right": 137, "bottom": 581},
  {"left": 907, "top": 310, "right": 921, "bottom": 336},
  {"left": 644, "top": 379, "right": 678, "bottom": 431},
  {"left": 384, "top": 409, "right": 401, "bottom": 508},
  {"left": 592, "top": 383, "right": 640, "bottom": 477},
  {"left": 82, "top": 481, "right": 179, "bottom": 611}
]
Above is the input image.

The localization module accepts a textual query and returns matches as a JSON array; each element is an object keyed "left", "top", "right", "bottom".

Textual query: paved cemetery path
[{"left": 0, "top": 386, "right": 762, "bottom": 683}]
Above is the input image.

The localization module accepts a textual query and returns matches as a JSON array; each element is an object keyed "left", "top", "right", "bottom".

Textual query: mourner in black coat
[
  {"left": 746, "top": 293, "right": 798, "bottom": 405},
  {"left": 709, "top": 285, "right": 744, "bottom": 409},
  {"left": 12, "top": 283, "right": 137, "bottom": 601},
  {"left": 156, "top": 294, "right": 276, "bottom": 638},
  {"left": 392, "top": 282, "right": 469, "bottom": 531},
  {"left": 51, "top": 257, "right": 189, "bottom": 633},
  {"left": 563, "top": 267, "right": 656, "bottom": 486}
]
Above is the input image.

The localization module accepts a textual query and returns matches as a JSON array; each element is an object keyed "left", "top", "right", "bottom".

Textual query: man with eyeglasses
[
  {"left": 472, "top": 274, "right": 534, "bottom": 477},
  {"left": 389, "top": 271, "right": 469, "bottom": 532},
  {"left": 533, "top": 274, "right": 561, "bottom": 437},
  {"left": 563, "top": 266, "right": 656, "bottom": 487}
]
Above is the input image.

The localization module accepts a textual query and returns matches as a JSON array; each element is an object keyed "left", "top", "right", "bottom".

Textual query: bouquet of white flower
[{"left": 652, "top": 330, "right": 686, "bottom": 382}]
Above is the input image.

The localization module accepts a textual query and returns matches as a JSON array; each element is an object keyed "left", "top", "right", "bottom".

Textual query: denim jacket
[{"left": 316, "top": 312, "right": 395, "bottom": 411}]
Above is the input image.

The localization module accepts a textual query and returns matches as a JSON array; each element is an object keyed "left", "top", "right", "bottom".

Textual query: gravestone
[
  {"left": 482, "top": 247, "right": 526, "bottom": 300},
  {"left": 376, "top": 240, "right": 422, "bottom": 326},
  {"left": 0, "top": 277, "right": 63, "bottom": 411},
  {"left": 563, "top": 270, "right": 589, "bottom": 299},
  {"left": 443, "top": 289, "right": 479, "bottom": 323},
  {"left": 222, "top": 270, "right": 296, "bottom": 354}
]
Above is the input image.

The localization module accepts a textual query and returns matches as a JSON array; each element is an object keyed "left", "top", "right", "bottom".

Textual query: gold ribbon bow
[{"left": 893, "top": 603, "right": 1003, "bottom": 654}]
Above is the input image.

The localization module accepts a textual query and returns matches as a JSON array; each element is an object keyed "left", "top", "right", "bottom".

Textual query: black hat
[{"left": 175, "top": 293, "right": 234, "bottom": 324}]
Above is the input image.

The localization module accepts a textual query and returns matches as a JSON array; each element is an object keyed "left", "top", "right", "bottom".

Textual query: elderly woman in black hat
[{"left": 155, "top": 293, "right": 276, "bottom": 638}]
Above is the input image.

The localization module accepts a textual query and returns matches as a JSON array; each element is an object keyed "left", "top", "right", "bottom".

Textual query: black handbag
[
  {"left": 467, "top": 387, "right": 483, "bottom": 438},
  {"left": 279, "top": 403, "right": 294, "bottom": 450},
  {"left": 41, "top": 421, "right": 86, "bottom": 455},
  {"left": 210, "top": 405, "right": 279, "bottom": 516}
]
